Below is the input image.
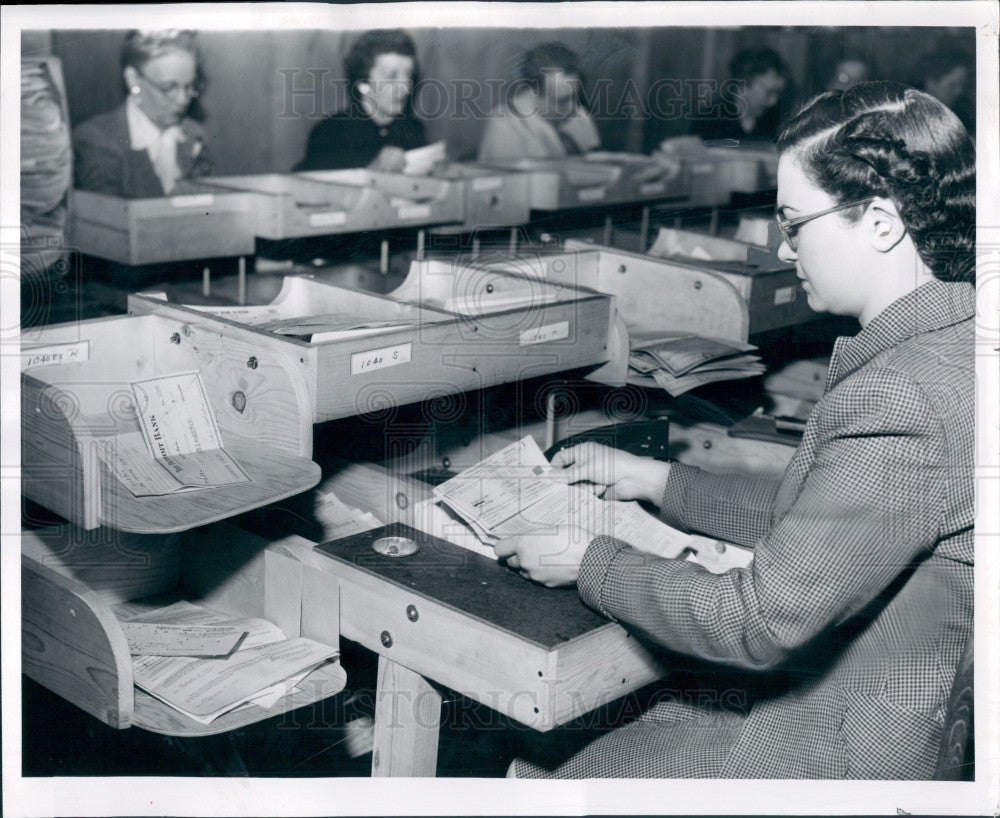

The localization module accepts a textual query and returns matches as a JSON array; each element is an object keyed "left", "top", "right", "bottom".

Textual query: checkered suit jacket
[{"left": 521, "top": 279, "right": 975, "bottom": 779}]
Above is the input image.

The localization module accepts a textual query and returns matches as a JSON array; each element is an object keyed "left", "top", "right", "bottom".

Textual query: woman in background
[
  {"left": 74, "top": 30, "right": 211, "bottom": 198},
  {"left": 499, "top": 81, "right": 975, "bottom": 779},
  {"left": 691, "top": 46, "right": 789, "bottom": 144},
  {"left": 478, "top": 42, "right": 600, "bottom": 162},
  {"left": 296, "top": 29, "right": 425, "bottom": 172}
]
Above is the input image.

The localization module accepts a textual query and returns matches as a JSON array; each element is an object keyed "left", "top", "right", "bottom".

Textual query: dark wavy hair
[
  {"left": 121, "top": 29, "right": 200, "bottom": 73},
  {"left": 520, "top": 42, "right": 583, "bottom": 91},
  {"left": 344, "top": 29, "right": 418, "bottom": 98},
  {"left": 777, "top": 81, "right": 975, "bottom": 282}
]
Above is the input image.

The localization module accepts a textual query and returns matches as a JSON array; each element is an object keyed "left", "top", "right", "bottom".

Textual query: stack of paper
[
  {"left": 627, "top": 332, "right": 766, "bottom": 396},
  {"left": 123, "top": 601, "right": 341, "bottom": 725}
]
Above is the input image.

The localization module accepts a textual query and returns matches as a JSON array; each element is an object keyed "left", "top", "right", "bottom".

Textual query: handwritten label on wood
[
  {"left": 577, "top": 187, "right": 606, "bottom": 202},
  {"left": 471, "top": 176, "right": 503, "bottom": 192},
  {"left": 519, "top": 321, "right": 569, "bottom": 347},
  {"left": 21, "top": 340, "right": 90, "bottom": 370},
  {"left": 351, "top": 342, "right": 412, "bottom": 375},
  {"left": 397, "top": 205, "right": 432, "bottom": 220},
  {"left": 309, "top": 211, "right": 348, "bottom": 228},
  {"left": 774, "top": 286, "right": 796, "bottom": 305}
]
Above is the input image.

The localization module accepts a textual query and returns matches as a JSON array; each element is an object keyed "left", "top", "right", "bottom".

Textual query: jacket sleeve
[
  {"left": 577, "top": 367, "right": 949, "bottom": 670},
  {"left": 659, "top": 462, "right": 781, "bottom": 547},
  {"left": 73, "top": 122, "right": 126, "bottom": 195}
]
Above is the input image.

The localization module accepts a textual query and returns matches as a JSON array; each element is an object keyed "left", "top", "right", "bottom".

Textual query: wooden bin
[
  {"left": 640, "top": 227, "right": 815, "bottom": 333},
  {"left": 128, "top": 264, "right": 614, "bottom": 424},
  {"left": 21, "top": 313, "right": 321, "bottom": 532},
  {"left": 296, "top": 168, "right": 465, "bottom": 229},
  {"left": 426, "top": 163, "right": 531, "bottom": 232},
  {"left": 201, "top": 173, "right": 386, "bottom": 239},
  {"left": 69, "top": 187, "right": 255, "bottom": 265},
  {"left": 578, "top": 151, "right": 691, "bottom": 204},
  {"left": 481, "top": 154, "right": 686, "bottom": 210},
  {"left": 22, "top": 522, "right": 342, "bottom": 736}
]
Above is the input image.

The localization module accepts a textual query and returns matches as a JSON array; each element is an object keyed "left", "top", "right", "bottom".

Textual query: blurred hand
[
  {"left": 368, "top": 146, "right": 406, "bottom": 172},
  {"left": 494, "top": 524, "right": 593, "bottom": 587},
  {"left": 550, "top": 442, "right": 671, "bottom": 506}
]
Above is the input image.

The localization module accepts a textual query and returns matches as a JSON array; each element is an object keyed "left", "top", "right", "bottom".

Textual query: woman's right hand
[{"left": 550, "top": 442, "right": 671, "bottom": 506}]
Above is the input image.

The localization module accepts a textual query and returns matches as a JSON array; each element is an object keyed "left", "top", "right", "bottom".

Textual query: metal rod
[
  {"left": 603, "top": 214, "right": 613, "bottom": 246},
  {"left": 416, "top": 229, "right": 425, "bottom": 262},
  {"left": 237, "top": 256, "right": 246, "bottom": 306},
  {"left": 508, "top": 227, "right": 518, "bottom": 256},
  {"left": 380, "top": 239, "right": 389, "bottom": 275},
  {"left": 709, "top": 206, "right": 720, "bottom": 235},
  {"left": 202, "top": 266, "right": 211, "bottom": 297},
  {"left": 471, "top": 237, "right": 481, "bottom": 259},
  {"left": 639, "top": 206, "right": 651, "bottom": 251},
  {"left": 545, "top": 390, "right": 557, "bottom": 452}
]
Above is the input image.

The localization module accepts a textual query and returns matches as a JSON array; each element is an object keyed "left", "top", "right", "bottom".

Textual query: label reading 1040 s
[
  {"left": 519, "top": 321, "right": 569, "bottom": 346},
  {"left": 351, "top": 342, "right": 412, "bottom": 375}
]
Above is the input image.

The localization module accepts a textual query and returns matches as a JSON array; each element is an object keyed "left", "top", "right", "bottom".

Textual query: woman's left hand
[{"left": 494, "top": 524, "right": 594, "bottom": 587}]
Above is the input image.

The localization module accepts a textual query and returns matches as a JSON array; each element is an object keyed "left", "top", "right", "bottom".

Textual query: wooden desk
[{"left": 313, "top": 523, "right": 664, "bottom": 777}]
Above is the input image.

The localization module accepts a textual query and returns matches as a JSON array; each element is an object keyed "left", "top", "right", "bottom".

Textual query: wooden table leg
[{"left": 371, "top": 655, "right": 442, "bottom": 777}]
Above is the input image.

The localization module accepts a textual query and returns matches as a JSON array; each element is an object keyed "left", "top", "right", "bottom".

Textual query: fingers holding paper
[
  {"left": 550, "top": 442, "right": 671, "bottom": 506},
  {"left": 494, "top": 524, "right": 593, "bottom": 587}
]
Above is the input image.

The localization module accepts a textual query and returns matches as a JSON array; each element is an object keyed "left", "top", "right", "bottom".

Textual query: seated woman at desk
[
  {"left": 691, "top": 46, "right": 789, "bottom": 145},
  {"left": 477, "top": 42, "right": 600, "bottom": 162},
  {"left": 74, "top": 30, "right": 211, "bottom": 198},
  {"left": 295, "top": 29, "right": 425, "bottom": 172},
  {"left": 498, "top": 81, "right": 975, "bottom": 779}
]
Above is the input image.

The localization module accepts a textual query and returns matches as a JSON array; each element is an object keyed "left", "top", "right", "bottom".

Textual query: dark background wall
[{"left": 20, "top": 26, "right": 975, "bottom": 176}]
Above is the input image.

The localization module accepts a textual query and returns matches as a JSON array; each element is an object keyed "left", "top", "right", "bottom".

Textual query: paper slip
[
  {"left": 124, "top": 600, "right": 287, "bottom": 651},
  {"left": 132, "top": 639, "right": 338, "bottom": 724},
  {"left": 314, "top": 489, "right": 383, "bottom": 541},
  {"left": 131, "top": 371, "right": 224, "bottom": 457},
  {"left": 404, "top": 140, "right": 446, "bottom": 175},
  {"left": 186, "top": 303, "right": 287, "bottom": 327},
  {"left": 125, "top": 601, "right": 338, "bottom": 724},
  {"left": 433, "top": 436, "right": 695, "bottom": 560},
  {"left": 121, "top": 622, "right": 246, "bottom": 657},
  {"left": 93, "top": 372, "right": 250, "bottom": 496}
]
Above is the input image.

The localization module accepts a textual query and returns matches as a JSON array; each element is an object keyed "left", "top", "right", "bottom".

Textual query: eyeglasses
[
  {"left": 138, "top": 71, "right": 201, "bottom": 99},
  {"left": 775, "top": 198, "right": 874, "bottom": 251}
]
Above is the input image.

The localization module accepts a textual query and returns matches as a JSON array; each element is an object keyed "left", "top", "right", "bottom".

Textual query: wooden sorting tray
[
  {"left": 482, "top": 153, "right": 684, "bottom": 210},
  {"left": 641, "top": 227, "right": 814, "bottom": 333},
  {"left": 315, "top": 523, "right": 665, "bottom": 734},
  {"left": 22, "top": 523, "right": 342, "bottom": 736},
  {"left": 295, "top": 168, "right": 465, "bottom": 230},
  {"left": 129, "top": 265, "right": 614, "bottom": 424},
  {"left": 200, "top": 173, "right": 385, "bottom": 239},
  {"left": 426, "top": 162, "right": 531, "bottom": 232},
  {"left": 473, "top": 244, "right": 750, "bottom": 385},
  {"left": 21, "top": 313, "right": 321, "bottom": 532},
  {"left": 69, "top": 186, "right": 255, "bottom": 265}
]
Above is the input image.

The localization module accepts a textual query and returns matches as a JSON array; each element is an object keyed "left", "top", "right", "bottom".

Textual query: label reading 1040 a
[{"left": 351, "top": 342, "right": 412, "bottom": 375}]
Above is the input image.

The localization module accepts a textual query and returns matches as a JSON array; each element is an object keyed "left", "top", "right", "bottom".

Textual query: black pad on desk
[{"left": 315, "top": 523, "right": 609, "bottom": 650}]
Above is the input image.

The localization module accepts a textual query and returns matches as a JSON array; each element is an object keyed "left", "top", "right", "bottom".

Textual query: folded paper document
[
  {"left": 92, "top": 371, "right": 251, "bottom": 496},
  {"left": 432, "top": 435, "right": 715, "bottom": 560},
  {"left": 125, "top": 601, "right": 340, "bottom": 724},
  {"left": 627, "top": 333, "right": 765, "bottom": 396}
]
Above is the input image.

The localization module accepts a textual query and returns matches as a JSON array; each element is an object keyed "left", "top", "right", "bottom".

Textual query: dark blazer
[
  {"left": 73, "top": 104, "right": 212, "bottom": 198},
  {"left": 295, "top": 101, "right": 425, "bottom": 171},
  {"left": 517, "top": 279, "right": 975, "bottom": 779}
]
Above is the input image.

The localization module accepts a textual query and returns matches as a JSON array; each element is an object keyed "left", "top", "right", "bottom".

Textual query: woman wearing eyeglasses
[
  {"left": 499, "top": 81, "right": 975, "bottom": 779},
  {"left": 73, "top": 30, "right": 211, "bottom": 198}
]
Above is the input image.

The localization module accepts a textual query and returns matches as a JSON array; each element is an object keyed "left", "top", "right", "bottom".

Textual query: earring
[{"left": 130, "top": 85, "right": 140, "bottom": 95}]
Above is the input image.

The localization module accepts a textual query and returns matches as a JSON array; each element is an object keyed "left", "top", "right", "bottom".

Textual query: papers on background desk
[
  {"left": 404, "top": 141, "right": 447, "bottom": 175},
  {"left": 431, "top": 435, "right": 718, "bottom": 562},
  {"left": 627, "top": 332, "right": 766, "bottom": 396},
  {"left": 124, "top": 601, "right": 340, "bottom": 725},
  {"left": 92, "top": 371, "right": 251, "bottom": 496}
]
